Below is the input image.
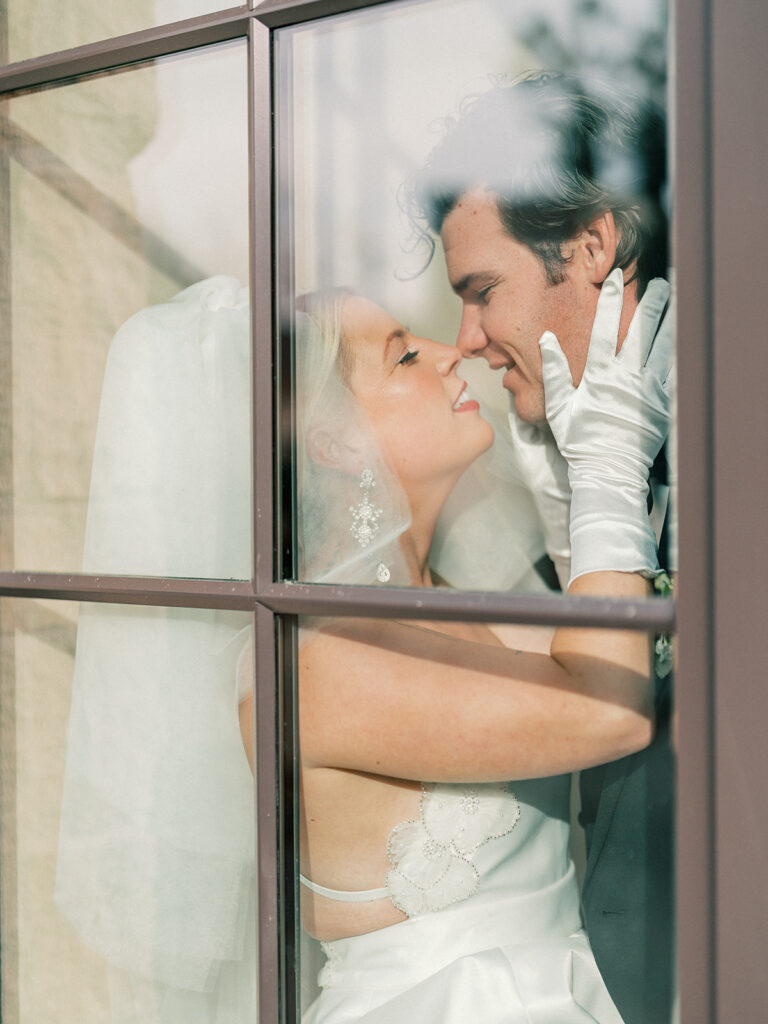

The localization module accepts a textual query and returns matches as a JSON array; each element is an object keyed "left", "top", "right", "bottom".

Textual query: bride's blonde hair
[
  {"left": 295, "top": 288, "right": 356, "bottom": 431},
  {"left": 293, "top": 290, "right": 412, "bottom": 585}
]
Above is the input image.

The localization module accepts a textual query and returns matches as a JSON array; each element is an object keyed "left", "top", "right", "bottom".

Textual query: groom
[{"left": 409, "top": 72, "right": 674, "bottom": 1024}]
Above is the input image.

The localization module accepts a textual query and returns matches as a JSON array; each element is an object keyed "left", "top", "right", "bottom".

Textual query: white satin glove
[
  {"left": 539, "top": 268, "right": 673, "bottom": 584},
  {"left": 507, "top": 411, "right": 572, "bottom": 589}
]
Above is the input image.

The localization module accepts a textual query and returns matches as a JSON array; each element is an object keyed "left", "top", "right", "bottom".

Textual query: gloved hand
[
  {"left": 539, "top": 268, "right": 673, "bottom": 583},
  {"left": 507, "top": 410, "right": 572, "bottom": 590}
]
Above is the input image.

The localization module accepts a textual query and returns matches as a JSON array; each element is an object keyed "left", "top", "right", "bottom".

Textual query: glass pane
[
  {"left": 277, "top": 0, "right": 676, "bottom": 603},
  {"left": 296, "top": 613, "right": 675, "bottom": 1023},
  {"left": 0, "top": 597, "right": 256, "bottom": 1023},
  {"left": 0, "top": 40, "right": 252, "bottom": 578},
  {"left": 2, "top": 2, "right": 240, "bottom": 65}
]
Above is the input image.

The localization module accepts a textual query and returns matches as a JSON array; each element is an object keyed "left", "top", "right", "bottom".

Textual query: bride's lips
[{"left": 452, "top": 382, "right": 480, "bottom": 413}]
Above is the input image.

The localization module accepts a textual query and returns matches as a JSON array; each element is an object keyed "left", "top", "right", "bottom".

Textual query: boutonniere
[{"left": 653, "top": 571, "right": 674, "bottom": 678}]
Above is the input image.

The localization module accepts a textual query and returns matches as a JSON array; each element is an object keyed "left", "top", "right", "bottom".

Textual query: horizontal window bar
[
  {"left": 0, "top": 6, "right": 250, "bottom": 97},
  {"left": 253, "top": 0, "right": 399, "bottom": 29},
  {"left": 0, "top": 573, "right": 676, "bottom": 629},
  {"left": 0, "top": 572, "right": 256, "bottom": 609},
  {"left": 258, "top": 582, "right": 676, "bottom": 631}
]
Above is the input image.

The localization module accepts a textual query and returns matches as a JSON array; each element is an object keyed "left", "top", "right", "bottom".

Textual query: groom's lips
[{"left": 502, "top": 365, "right": 521, "bottom": 391}]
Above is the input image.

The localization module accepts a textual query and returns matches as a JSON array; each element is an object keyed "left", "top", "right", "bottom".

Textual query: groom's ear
[
  {"left": 306, "top": 423, "right": 365, "bottom": 474},
  {"left": 570, "top": 210, "right": 619, "bottom": 284}
]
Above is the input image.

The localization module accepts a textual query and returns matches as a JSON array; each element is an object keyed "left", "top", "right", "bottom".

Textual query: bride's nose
[{"left": 426, "top": 338, "right": 462, "bottom": 376}]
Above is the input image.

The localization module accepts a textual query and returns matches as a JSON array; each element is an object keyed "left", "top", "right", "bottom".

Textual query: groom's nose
[{"left": 456, "top": 305, "right": 488, "bottom": 358}]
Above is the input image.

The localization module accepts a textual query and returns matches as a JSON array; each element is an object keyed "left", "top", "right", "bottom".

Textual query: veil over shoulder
[{"left": 55, "top": 278, "right": 256, "bottom": 1022}]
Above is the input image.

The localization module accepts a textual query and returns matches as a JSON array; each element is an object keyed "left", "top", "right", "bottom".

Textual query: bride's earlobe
[{"left": 306, "top": 423, "right": 365, "bottom": 474}]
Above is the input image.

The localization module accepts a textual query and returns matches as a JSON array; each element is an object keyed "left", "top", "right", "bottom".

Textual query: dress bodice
[
  {"left": 302, "top": 774, "right": 573, "bottom": 920},
  {"left": 305, "top": 772, "right": 613, "bottom": 1022},
  {"left": 388, "top": 774, "right": 572, "bottom": 916}
]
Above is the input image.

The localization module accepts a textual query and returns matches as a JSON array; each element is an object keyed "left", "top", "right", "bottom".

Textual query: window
[{"left": 1, "top": 1, "right": 767, "bottom": 1022}]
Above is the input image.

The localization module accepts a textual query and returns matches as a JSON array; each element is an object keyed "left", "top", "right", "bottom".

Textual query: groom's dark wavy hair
[{"left": 403, "top": 71, "right": 667, "bottom": 293}]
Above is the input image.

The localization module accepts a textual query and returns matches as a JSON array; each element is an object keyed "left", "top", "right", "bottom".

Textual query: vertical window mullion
[
  {"left": 252, "top": 604, "right": 282, "bottom": 1023},
  {"left": 248, "top": 13, "right": 285, "bottom": 1024},
  {"left": 250, "top": 13, "right": 276, "bottom": 595},
  {"left": 674, "top": 0, "right": 716, "bottom": 1021}
]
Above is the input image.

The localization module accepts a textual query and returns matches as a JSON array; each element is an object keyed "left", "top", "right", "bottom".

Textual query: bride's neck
[{"left": 400, "top": 503, "right": 442, "bottom": 588}]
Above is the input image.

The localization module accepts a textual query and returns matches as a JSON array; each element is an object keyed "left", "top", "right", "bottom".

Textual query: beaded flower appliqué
[{"left": 384, "top": 782, "right": 520, "bottom": 918}]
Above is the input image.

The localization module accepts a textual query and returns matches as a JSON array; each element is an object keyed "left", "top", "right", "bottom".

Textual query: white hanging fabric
[{"left": 55, "top": 278, "right": 256, "bottom": 1023}]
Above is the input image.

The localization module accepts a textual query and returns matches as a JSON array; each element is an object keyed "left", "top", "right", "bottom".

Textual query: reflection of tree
[{"left": 513, "top": 0, "right": 668, "bottom": 107}]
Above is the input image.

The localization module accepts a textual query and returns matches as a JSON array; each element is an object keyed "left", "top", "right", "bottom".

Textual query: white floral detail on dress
[{"left": 385, "top": 783, "right": 520, "bottom": 918}]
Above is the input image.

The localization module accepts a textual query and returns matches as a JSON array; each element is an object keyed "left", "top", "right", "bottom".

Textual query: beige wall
[{"left": 3, "top": 6, "right": 159, "bottom": 1021}]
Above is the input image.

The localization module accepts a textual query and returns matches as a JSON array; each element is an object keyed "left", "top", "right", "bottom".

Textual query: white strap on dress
[{"left": 299, "top": 874, "right": 389, "bottom": 903}]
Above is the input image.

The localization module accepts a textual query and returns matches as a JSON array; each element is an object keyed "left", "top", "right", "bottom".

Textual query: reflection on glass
[
  {"left": 3, "top": 1, "right": 235, "bottom": 65},
  {"left": 0, "top": 40, "right": 250, "bottom": 577},
  {"left": 278, "top": 0, "right": 674, "bottom": 598},
  {"left": 0, "top": 598, "right": 255, "bottom": 1024},
  {"left": 297, "top": 614, "right": 673, "bottom": 1022}
]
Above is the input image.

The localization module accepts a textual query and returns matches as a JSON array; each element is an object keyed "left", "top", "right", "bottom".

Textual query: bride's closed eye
[{"left": 398, "top": 349, "right": 419, "bottom": 366}]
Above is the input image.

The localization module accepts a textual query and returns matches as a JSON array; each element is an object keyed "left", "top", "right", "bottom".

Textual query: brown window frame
[{"left": 3, "top": 0, "right": 767, "bottom": 1019}]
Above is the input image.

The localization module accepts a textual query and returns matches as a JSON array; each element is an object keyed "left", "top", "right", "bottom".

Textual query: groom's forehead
[{"left": 441, "top": 194, "right": 531, "bottom": 291}]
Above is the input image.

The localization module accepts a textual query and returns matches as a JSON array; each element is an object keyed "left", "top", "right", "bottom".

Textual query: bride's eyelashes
[{"left": 398, "top": 349, "right": 419, "bottom": 366}]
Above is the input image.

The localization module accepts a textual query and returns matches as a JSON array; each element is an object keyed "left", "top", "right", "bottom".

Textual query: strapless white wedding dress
[{"left": 303, "top": 775, "right": 623, "bottom": 1023}]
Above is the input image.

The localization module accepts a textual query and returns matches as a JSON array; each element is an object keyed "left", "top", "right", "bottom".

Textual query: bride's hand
[{"left": 538, "top": 268, "right": 674, "bottom": 583}]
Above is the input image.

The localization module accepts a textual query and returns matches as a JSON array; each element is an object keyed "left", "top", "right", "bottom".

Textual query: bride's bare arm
[{"left": 300, "top": 570, "right": 653, "bottom": 783}]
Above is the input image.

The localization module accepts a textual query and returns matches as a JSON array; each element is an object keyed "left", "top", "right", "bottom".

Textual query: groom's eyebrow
[{"left": 451, "top": 271, "right": 492, "bottom": 296}]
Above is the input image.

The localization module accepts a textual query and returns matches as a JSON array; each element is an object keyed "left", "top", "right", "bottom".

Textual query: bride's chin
[
  {"left": 455, "top": 429, "right": 495, "bottom": 477},
  {"left": 475, "top": 420, "right": 495, "bottom": 457}
]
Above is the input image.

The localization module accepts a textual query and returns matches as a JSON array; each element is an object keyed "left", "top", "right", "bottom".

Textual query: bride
[{"left": 272, "top": 275, "right": 673, "bottom": 1023}]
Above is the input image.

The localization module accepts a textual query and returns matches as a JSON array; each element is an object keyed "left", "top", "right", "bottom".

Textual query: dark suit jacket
[{"left": 579, "top": 674, "right": 675, "bottom": 1024}]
